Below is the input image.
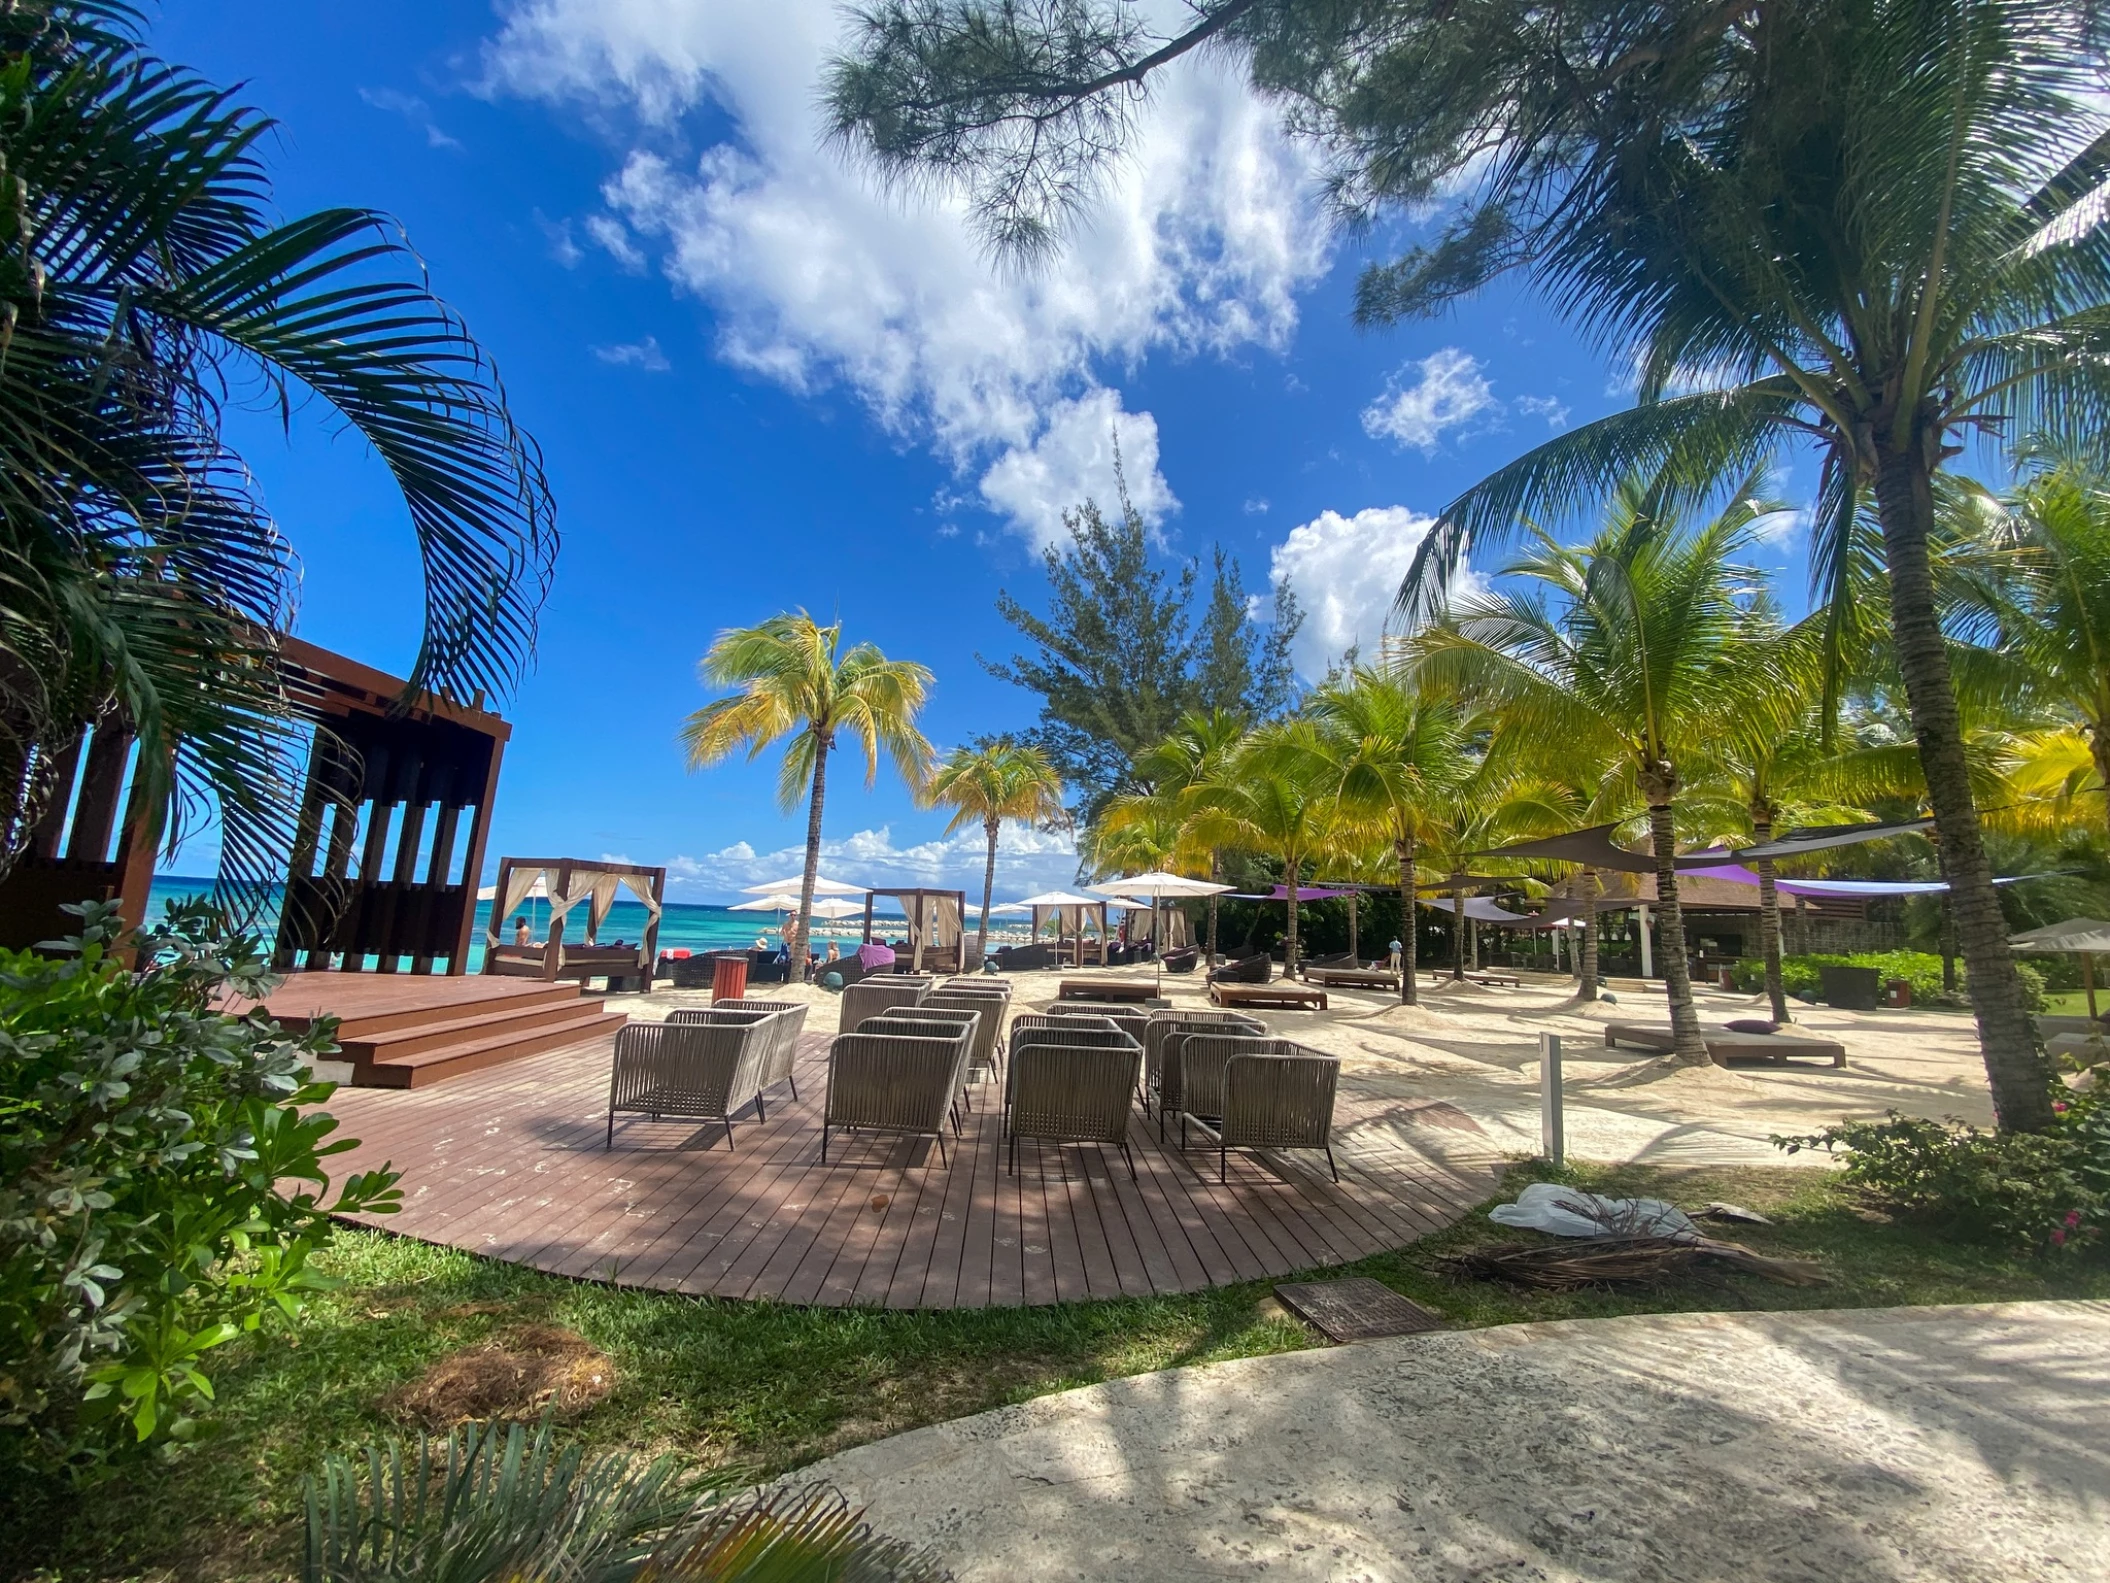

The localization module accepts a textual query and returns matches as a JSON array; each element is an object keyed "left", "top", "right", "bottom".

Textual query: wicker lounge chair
[
  {"left": 606, "top": 1015, "right": 782, "bottom": 1150},
  {"left": 820, "top": 1022, "right": 974, "bottom": 1165},
  {"left": 1160, "top": 945, "right": 1201, "bottom": 973},
  {"left": 1183, "top": 1040, "right": 1341, "bottom": 1182},
  {"left": 1006, "top": 1018, "right": 1134, "bottom": 1128},
  {"left": 1207, "top": 953, "right": 1271, "bottom": 986},
  {"left": 923, "top": 990, "right": 1006, "bottom": 1081},
  {"left": 669, "top": 999, "right": 807, "bottom": 1113},
  {"left": 840, "top": 975, "right": 933, "bottom": 1029},
  {"left": 1144, "top": 1012, "right": 1266, "bottom": 1137},
  {"left": 1006, "top": 1030, "right": 1145, "bottom": 1178},
  {"left": 857, "top": 1009, "right": 983, "bottom": 1126}
]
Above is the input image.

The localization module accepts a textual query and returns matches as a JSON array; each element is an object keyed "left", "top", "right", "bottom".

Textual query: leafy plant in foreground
[
  {"left": 0, "top": 900, "right": 400, "bottom": 1464},
  {"left": 305, "top": 1417, "right": 948, "bottom": 1583}
]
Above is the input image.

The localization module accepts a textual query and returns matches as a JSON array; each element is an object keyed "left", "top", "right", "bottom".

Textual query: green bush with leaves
[
  {"left": 1776, "top": 1076, "right": 2109, "bottom": 1254},
  {"left": 0, "top": 900, "right": 399, "bottom": 1466},
  {"left": 305, "top": 1417, "right": 946, "bottom": 1582},
  {"left": 1730, "top": 950, "right": 2043, "bottom": 1010}
]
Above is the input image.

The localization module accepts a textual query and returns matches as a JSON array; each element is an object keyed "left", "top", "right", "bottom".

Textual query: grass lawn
[
  {"left": 10, "top": 1159, "right": 2108, "bottom": 1583},
  {"left": 2039, "top": 990, "right": 2105, "bottom": 1018}
]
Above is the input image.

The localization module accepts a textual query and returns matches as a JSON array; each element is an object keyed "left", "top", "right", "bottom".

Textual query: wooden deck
[{"left": 322, "top": 1031, "right": 1503, "bottom": 1309}]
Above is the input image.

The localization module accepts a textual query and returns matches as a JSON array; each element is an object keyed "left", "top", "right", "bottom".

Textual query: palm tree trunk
[
  {"left": 1348, "top": 891, "right": 1359, "bottom": 962},
  {"left": 1753, "top": 811, "right": 1790, "bottom": 1024},
  {"left": 1397, "top": 834, "right": 1418, "bottom": 1006},
  {"left": 1579, "top": 867, "right": 1600, "bottom": 1002},
  {"left": 977, "top": 815, "right": 998, "bottom": 959},
  {"left": 1207, "top": 851, "right": 1221, "bottom": 967},
  {"left": 793, "top": 738, "right": 831, "bottom": 985},
  {"left": 1647, "top": 800, "right": 1707, "bottom": 1064},
  {"left": 1450, "top": 881, "right": 1466, "bottom": 980},
  {"left": 1872, "top": 448, "right": 2053, "bottom": 1130},
  {"left": 1283, "top": 854, "right": 1300, "bottom": 972}
]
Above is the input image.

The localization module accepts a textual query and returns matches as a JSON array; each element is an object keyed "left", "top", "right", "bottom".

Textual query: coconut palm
[
  {"left": 681, "top": 614, "right": 933, "bottom": 980},
  {"left": 1416, "top": 484, "right": 1772, "bottom": 1061},
  {"left": 1097, "top": 709, "right": 1248, "bottom": 961},
  {"left": 0, "top": 3, "right": 554, "bottom": 898},
  {"left": 1946, "top": 459, "right": 2110, "bottom": 851},
  {"left": 1186, "top": 719, "right": 1343, "bottom": 972},
  {"left": 1306, "top": 668, "right": 1474, "bottom": 1003},
  {"left": 924, "top": 739, "right": 1068, "bottom": 958}
]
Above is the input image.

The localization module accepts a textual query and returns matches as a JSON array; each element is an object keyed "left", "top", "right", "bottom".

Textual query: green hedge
[{"left": 1729, "top": 949, "right": 2044, "bottom": 1010}]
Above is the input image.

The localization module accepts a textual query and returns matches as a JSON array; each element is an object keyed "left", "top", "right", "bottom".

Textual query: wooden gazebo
[{"left": 482, "top": 856, "right": 667, "bottom": 991}]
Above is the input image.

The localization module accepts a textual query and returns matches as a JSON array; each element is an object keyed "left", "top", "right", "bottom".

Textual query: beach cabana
[
  {"left": 1011, "top": 890, "right": 1115, "bottom": 967},
  {"left": 1088, "top": 871, "right": 1232, "bottom": 986},
  {"left": 482, "top": 857, "right": 666, "bottom": 991},
  {"left": 860, "top": 886, "right": 970, "bottom": 973}
]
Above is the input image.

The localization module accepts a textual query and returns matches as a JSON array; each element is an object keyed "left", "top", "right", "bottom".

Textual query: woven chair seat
[{"left": 821, "top": 1024, "right": 973, "bottom": 1166}]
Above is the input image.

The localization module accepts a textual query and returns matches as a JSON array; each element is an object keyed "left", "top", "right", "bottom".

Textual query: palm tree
[
  {"left": 1307, "top": 668, "right": 1473, "bottom": 1004},
  {"left": 1416, "top": 484, "right": 1771, "bottom": 1062},
  {"left": 1946, "top": 459, "right": 2110, "bottom": 852},
  {"left": 924, "top": 740, "right": 1068, "bottom": 959},
  {"left": 1097, "top": 709, "right": 1248, "bottom": 962},
  {"left": 1, "top": 4, "right": 553, "bottom": 898},
  {"left": 681, "top": 614, "right": 933, "bottom": 980},
  {"left": 1187, "top": 719, "right": 1342, "bottom": 972}
]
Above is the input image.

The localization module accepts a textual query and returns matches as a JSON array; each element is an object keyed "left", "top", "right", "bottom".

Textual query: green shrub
[
  {"left": 1775, "top": 1076, "right": 2110, "bottom": 1254},
  {"left": 1730, "top": 949, "right": 2042, "bottom": 1009},
  {"left": 0, "top": 901, "right": 399, "bottom": 1467}
]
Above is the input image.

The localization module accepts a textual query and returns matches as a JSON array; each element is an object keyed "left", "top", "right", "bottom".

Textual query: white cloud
[
  {"left": 659, "top": 821, "right": 1078, "bottom": 902},
  {"left": 1514, "top": 393, "right": 1570, "bottom": 430},
  {"left": 1243, "top": 497, "right": 1270, "bottom": 515},
  {"left": 585, "top": 213, "right": 646, "bottom": 271},
  {"left": 976, "top": 390, "right": 1176, "bottom": 547},
  {"left": 359, "top": 86, "right": 461, "bottom": 150},
  {"left": 1268, "top": 506, "right": 1447, "bottom": 678},
  {"left": 594, "top": 335, "right": 672, "bottom": 371},
  {"left": 1361, "top": 348, "right": 1498, "bottom": 452},
  {"left": 481, "top": 1, "right": 1330, "bottom": 539}
]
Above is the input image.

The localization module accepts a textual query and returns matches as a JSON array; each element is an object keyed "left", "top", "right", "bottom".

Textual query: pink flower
[
  {"left": 2054, "top": 1101, "right": 2070, "bottom": 1113},
  {"left": 2067, "top": 1210, "right": 2084, "bottom": 1227},
  {"left": 2052, "top": 1229, "right": 2068, "bottom": 1246}
]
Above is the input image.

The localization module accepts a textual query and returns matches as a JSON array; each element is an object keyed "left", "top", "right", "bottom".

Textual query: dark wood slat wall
[{"left": 324, "top": 1032, "right": 1501, "bottom": 1310}]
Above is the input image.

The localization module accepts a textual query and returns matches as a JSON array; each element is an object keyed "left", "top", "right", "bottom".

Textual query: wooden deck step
[
  {"left": 269, "top": 980, "right": 585, "bottom": 1041},
  {"left": 352, "top": 1004, "right": 622, "bottom": 1089},
  {"left": 342, "top": 996, "right": 616, "bottom": 1062}
]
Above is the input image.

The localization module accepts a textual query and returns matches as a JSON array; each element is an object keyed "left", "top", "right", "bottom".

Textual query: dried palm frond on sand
[{"left": 1438, "top": 1235, "right": 1828, "bottom": 1291}]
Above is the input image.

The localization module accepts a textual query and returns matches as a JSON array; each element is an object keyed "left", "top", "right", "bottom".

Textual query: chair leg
[
  {"left": 934, "top": 1129, "right": 947, "bottom": 1167},
  {"left": 723, "top": 1115, "right": 736, "bottom": 1151},
  {"left": 1008, "top": 1131, "right": 1017, "bottom": 1175},
  {"left": 1324, "top": 1143, "right": 1339, "bottom": 1183},
  {"left": 1220, "top": 1142, "right": 1229, "bottom": 1183},
  {"left": 755, "top": 1092, "right": 767, "bottom": 1123},
  {"left": 1120, "top": 1140, "right": 1136, "bottom": 1182},
  {"left": 606, "top": 1111, "right": 614, "bottom": 1150},
  {"left": 820, "top": 1125, "right": 829, "bottom": 1163}
]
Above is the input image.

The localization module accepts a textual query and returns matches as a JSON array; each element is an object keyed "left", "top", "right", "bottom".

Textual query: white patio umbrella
[
  {"left": 740, "top": 873, "right": 867, "bottom": 897},
  {"left": 1087, "top": 871, "right": 1233, "bottom": 986},
  {"left": 729, "top": 894, "right": 797, "bottom": 912},
  {"left": 2011, "top": 917, "right": 2110, "bottom": 1017}
]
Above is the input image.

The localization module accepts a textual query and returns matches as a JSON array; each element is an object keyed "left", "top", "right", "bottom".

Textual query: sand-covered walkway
[{"left": 804, "top": 1300, "right": 2110, "bottom": 1581}]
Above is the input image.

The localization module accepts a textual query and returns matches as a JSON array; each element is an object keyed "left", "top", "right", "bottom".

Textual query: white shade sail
[
  {"left": 1086, "top": 871, "right": 1231, "bottom": 898},
  {"left": 739, "top": 873, "right": 867, "bottom": 897}
]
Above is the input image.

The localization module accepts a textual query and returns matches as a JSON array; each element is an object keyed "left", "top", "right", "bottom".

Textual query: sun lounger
[
  {"left": 1057, "top": 977, "right": 1158, "bottom": 1004},
  {"left": 820, "top": 1020, "right": 974, "bottom": 1164},
  {"left": 1208, "top": 953, "right": 1272, "bottom": 986},
  {"left": 1604, "top": 1021, "right": 1847, "bottom": 1067},
  {"left": 1211, "top": 981, "right": 1328, "bottom": 1011},
  {"left": 1303, "top": 964, "right": 1400, "bottom": 989},
  {"left": 1464, "top": 970, "right": 1522, "bottom": 988}
]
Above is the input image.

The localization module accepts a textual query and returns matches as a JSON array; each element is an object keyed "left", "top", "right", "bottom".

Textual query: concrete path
[{"left": 808, "top": 1302, "right": 2110, "bottom": 1581}]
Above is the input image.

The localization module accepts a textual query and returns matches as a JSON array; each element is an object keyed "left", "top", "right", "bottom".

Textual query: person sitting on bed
[{"left": 513, "top": 916, "right": 532, "bottom": 946}]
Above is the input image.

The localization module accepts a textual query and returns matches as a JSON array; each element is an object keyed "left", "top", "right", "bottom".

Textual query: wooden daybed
[
  {"left": 483, "top": 857, "right": 666, "bottom": 992},
  {"left": 1303, "top": 964, "right": 1400, "bottom": 989},
  {"left": 1212, "top": 981, "right": 1328, "bottom": 1011},
  {"left": 1604, "top": 1021, "right": 1847, "bottom": 1067},
  {"left": 1057, "top": 977, "right": 1159, "bottom": 1004}
]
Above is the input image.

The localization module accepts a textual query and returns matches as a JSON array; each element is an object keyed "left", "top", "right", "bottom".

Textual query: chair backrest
[
  {"left": 610, "top": 1019, "right": 755, "bottom": 1115},
  {"left": 1143, "top": 1011, "right": 1263, "bottom": 1074},
  {"left": 1164, "top": 1028, "right": 1277, "bottom": 1117},
  {"left": 840, "top": 976, "right": 932, "bottom": 1028},
  {"left": 942, "top": 976, "right": 1011, "bottom": 997},
  {"left": 923, "top": 991, "right": 1004, "bottom": 1071},
  {"left": 702, "top": 999, "right": 809, "bottom": 1086},
  {"left": 824, "top": 1029, "right": 969, "bottom": 1134},
  {"left": 1223, "top": 1048, "right": 1340, "bottom": 1151},
  {"left": 858, "top": 1010, "right": 980, "bottom": 1093},
  {"left": 1008, "top": 1041, "right": 1144, "bottom": 1145},
  {"left": 1010, "top": 1023, "right": 1137, "bottom": 1054},
  {"left": 1010, "top": 1012, "right": 1118, "bottom": 1043},
  {"left": 666, "top": 1007, "right": 769, "bottom": 1026}
]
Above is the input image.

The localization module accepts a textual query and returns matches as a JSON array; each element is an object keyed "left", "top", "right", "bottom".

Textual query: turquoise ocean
[{"left": 141, "top": 876, "right": 920, "bottom": 972}]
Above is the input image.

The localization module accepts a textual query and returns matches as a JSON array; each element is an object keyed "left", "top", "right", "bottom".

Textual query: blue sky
[{"left": 156, "top": 0, "right": 1812, "bottom": 901}]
